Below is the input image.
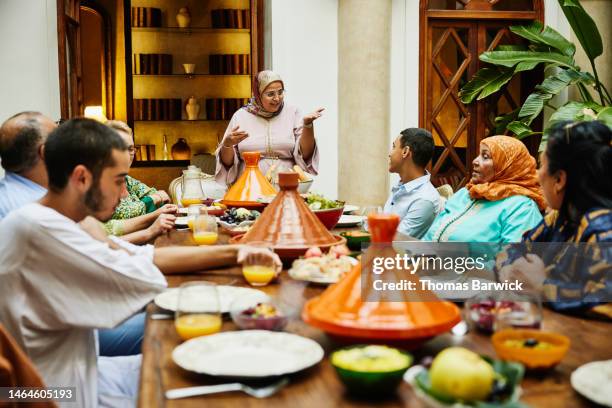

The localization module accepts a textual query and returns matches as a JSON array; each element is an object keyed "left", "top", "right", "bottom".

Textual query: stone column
[
  {"left": 338, "top": 0, "right": 392, "bottom": 207},
  {"left": 568, "top": 0, "right": 612, "bottom": 103}
]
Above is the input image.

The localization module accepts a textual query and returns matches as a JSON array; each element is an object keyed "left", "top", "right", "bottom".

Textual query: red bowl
[{"left": 313, "top": 206, "right": 344, "bottom": 230}]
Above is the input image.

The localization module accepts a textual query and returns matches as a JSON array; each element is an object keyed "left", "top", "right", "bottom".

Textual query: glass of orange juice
[
  {"left": 175, "top": 281, "right": 222, "bottom": 341},
  {"left": 187, "top": 204, "right": 206, "bottom": 229},
  {"left": 242, "top": 242, "right": 277, "bottom": 287},
  {"left": 192, "top": 214, "right": 218, "bottom": 245}
]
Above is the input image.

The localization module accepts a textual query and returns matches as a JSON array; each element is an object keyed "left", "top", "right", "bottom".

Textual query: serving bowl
[
  {"left": 312, "top": 206, "right": 345, "bottom": 230},
  {"left": 492, "top": 329, "right": 570, "bottom": 370},
  {"left": 331, "top": 345, "right": 412, "bottom": 397}
]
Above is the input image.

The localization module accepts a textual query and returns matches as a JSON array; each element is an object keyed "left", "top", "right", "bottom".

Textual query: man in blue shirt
[
  {"left": 0, "top": 112, "right": 55, "bottom": 219},
  {"left": 384, "top": 128, "right": 440, "bottom": 238}
]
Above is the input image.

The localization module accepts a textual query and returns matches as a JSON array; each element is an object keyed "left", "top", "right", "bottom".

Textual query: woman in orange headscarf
[{"left": 423, "top": 136, "right": 545, "bottom": 243}]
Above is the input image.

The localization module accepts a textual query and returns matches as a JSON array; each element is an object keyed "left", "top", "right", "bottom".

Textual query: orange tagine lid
[
  {"left": 303, "top": 213, "right": 461, "bottom": 345},
  {"left": 233, "top": 172, "right": 344, "bottom": 258},
  {"left": 222, "top": 151, "right": 277, "bottom": 208}
]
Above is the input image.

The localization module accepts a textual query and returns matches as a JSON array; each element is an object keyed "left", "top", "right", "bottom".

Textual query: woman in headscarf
[
  {"left": 422, "top": 135, "right": 546, "bottom": 243},
  {"left": 215, "top": 70, "right": 324, "bottom": 185}
]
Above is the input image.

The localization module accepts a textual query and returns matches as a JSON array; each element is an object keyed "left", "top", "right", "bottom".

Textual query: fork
[{"left": 165, "top": 378, "right": 289, "bottom": 400}]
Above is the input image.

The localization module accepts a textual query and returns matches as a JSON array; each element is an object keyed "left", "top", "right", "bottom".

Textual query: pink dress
[{"left": 215, "top": 105, "right": 319, "bottom": 186}]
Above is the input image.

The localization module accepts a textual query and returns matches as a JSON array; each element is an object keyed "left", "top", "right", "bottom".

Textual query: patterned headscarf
[
  {"left": 467, "top": 135, "right": 547, "bottom": 210},
  {"left": 243, "top": 70, "right": 285, "bottom": 119}
]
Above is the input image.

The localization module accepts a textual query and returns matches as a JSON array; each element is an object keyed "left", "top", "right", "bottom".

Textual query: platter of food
[
  {"left": 154, "top": 286, "right": 266, "bottom": 313},
  {"left": 288, "top": 246, "right": 357, "bottom": 284}
]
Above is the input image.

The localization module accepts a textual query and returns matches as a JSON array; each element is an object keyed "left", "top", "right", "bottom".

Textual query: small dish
[
  {"left": 404, "top": 353, "right": 524, "bottom": 407},
  {"left": 492, "top": 329, "right": 570, "bottom": 370},
  {"left": 230, "top": 293, "right": 287, "bottom": 331},
  {"left": 343, "top": 205, "right": 359, "bottom": 214},
  {"left": 336, "top": 215, "right": 365, "bottom": 228},
  {"left": 339, "top": 231, "right": 371, "bottom": 251},
  {"left": 331, "top": 345, "right": 412, "bottom": 397}
]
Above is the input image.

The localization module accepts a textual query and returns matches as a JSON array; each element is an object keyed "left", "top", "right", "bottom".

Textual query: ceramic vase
[
  {"left": 176, "top": 7, "right": 191, "bottom": 28},
  {"left": 171, "top": 138, "right": 191, "bottom": 160},
  {"left": 185, "top": 96, "right": 200, "bottom": 120}
]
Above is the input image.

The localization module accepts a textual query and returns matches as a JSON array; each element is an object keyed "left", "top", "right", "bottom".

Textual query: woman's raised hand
[
  {"left": 303, "top": 107, "right": 325, "bottom": 126},
  {"left": 222, "top": 125, "right": 249, "bottom": 148}
]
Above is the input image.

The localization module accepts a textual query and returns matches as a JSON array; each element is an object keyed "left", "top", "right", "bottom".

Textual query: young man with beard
[{"left": 0, "top": 118, "right": 281, "bottom": 407}]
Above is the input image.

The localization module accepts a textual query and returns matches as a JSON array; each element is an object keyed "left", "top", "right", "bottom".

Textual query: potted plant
[{"left": 460, "top": 0, "right": 611, "bottom": 142}]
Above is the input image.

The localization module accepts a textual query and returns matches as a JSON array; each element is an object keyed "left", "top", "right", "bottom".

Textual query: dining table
[{"left": 139, "top": 228, "right": 612, "bottom": 408}]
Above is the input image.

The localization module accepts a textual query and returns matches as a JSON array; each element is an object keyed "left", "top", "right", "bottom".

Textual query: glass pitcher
[{"left": 181, "top": 166, "right": 205, "bottom": 207}]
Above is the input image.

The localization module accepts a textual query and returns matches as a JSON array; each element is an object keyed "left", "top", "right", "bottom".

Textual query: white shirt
[{"left": 0, "top": 203, "right": 167, "bottom": 408}]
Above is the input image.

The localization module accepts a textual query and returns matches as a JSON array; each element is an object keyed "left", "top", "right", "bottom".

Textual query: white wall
[
  {"left": 268, "top": 0, "right": 339, "bottom": 199},
  {"left": 0, "top": 0, "right": 60, "bottom": 121},
  {"left": 389, "top": 0, "right": 420, "bottom": 189},
  {"left": 0, "top": 0, "right": 60, "bottom": 178}
]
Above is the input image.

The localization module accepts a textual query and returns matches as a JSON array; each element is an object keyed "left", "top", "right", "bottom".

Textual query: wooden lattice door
[{"left": 420, "top": 0, "right": 544, "bottom": 190}]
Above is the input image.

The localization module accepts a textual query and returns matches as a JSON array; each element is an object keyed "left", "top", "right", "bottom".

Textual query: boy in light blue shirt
[{"left": 384, "top": 128, "right": 440, "bottom": 238}]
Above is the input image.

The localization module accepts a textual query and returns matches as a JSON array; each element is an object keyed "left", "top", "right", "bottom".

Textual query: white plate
[
  {"left": 154, "top": 286, "right": 266, "bottom": 313},
  {"left": 217, "top": 219, "right": 255, "bottom": 229},
  {"left": 571, "top": 360, "right": 612, "bottom": 407},
  {"left": 288, "top": 257, "right": 358, "bottom": 285},
  {"left": 336, "top": 215, "right": 365, "bottom": 227},
  {"left": 175, "top": 216, "right": 189, "bottom": 227},
  {"left": 172, "top": 330, "right": 324, "bottom": 377},
  {"left": 343, "top": 205, "right": 359, "bottom": 214}
]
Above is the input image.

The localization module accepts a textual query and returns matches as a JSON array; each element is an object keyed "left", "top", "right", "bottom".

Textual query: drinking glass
[
  {"left": 493, "top": 291, "right": 543, "bottom": 332},
  {"left": 360, "top": 206, "right": 382, "bottom": 231},
  {"left": 187, "top": 204, "right": 206, "bottom": 230},
  {"left": 192, "top": 214, "right": 218, "bottom": 245},
  {"left": 174, "top": 281, "right": 222, "bottom": 341},
  {"left": 241, "top": 242, "right": 277, "bottom": 287}
]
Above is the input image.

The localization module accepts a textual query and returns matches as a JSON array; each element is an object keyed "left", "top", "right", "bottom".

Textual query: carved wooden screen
[{"left": 420, "top": 0, "right": 543, "bottom": 189}]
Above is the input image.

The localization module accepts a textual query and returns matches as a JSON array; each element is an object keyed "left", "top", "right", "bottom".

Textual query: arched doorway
[{"left": 419, "top": 0, "right": 544, "bottom": 189}]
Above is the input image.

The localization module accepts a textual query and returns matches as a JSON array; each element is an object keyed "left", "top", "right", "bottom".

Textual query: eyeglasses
[{"left": 262, "top": 89, "right": 285, "bottom": 98}]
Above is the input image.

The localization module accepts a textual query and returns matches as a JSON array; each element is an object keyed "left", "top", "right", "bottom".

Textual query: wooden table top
[{"left": 139, "top": 229, "right": 612, "bottom": 408}]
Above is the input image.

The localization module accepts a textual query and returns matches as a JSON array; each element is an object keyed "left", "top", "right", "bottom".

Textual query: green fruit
[{"left": 429, "top": 347, "right": 494, "bottom": 401}]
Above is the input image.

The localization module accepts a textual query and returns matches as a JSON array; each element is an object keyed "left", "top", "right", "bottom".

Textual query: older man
[{"left": 0, "top": 111, "right": 54, "bottom": 219}]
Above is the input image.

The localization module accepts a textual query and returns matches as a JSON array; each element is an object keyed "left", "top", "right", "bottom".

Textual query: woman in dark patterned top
[{"left": 498, "top": 120, "right": 611, "bottom": 315}]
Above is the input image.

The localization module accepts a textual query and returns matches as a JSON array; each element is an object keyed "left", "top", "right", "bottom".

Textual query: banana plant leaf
[
  {"left": 596, "top": 107, "right": 612, "bottom": 128},
  {"left": 507, "top": 121, "right": 538, "bottom": 139},
  {"left": 548, "top": 101, "right": 603, "bottom": 126},
  {"left": 518, "top": 69, "right": 595, "bottom": 123},
  {"left": 559, "top": 0, "right": 603, "bottom": 62},
  {"left": 459, "top": 68, "right": 515, "bottom": 104},
  {"left": 510, "top": 21, "right": 575, "bottom": 57},
  {"left": 494, "top": 109, "right": 519, "bottom": 134},
  {"left": 480, "top": 51, "right": 574, "bottom": 69}
]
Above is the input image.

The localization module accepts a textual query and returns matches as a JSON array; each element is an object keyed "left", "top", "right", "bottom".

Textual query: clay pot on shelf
[
  {"left": 176, "top": 7, "right": 191, "bottom": 28},
  {"left": 171, "top": 138, "right": 191, "bottom": 160}
]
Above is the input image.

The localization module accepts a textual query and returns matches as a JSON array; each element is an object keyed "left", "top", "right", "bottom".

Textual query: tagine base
[
  {"left": 229, "top": 234, "right": 347, "bottom": 261},
  {"left": 302, "top": 299, "right": 461, "bottom": 350}
]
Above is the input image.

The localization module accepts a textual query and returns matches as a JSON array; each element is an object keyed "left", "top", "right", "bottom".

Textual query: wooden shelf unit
[{"left": 124, "top": 0, "right": 262, "bottom": 162}]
